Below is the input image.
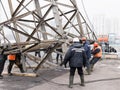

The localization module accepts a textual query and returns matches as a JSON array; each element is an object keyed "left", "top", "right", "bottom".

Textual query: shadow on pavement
[{"left": 0, "top": 68, "right": 69, "bottom": 90}]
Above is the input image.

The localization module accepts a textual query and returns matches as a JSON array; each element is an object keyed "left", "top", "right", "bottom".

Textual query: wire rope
[
  {"left": 81, "top": 0, "right": 97, "bottom": 35},
  {"left": 0, "top": 0, "right": 9, "bottom": 20}
]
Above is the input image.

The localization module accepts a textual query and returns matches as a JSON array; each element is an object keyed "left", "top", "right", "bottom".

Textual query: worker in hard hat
[
  {"left": 60, "top": 37, "right": 87, "bottom": 88},
  {"left": 90, "top": 42, "right": 102, "bottom": 71},
  {"left": 81, "top": 37, "right": 91, "bottom": 75}
]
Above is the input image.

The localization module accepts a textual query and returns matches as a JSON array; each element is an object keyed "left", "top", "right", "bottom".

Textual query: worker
[
  {"left": 35, "top": 49, "right": 41, "bottom": 57},
  {"left": 90, "top": 42, "right": 102, "bottom": 71},
  {"left": 7, "top": 52, "right": 25, "bottom": 76},
  {"left": 56, "top": 48, "right": 63, "bottom": 64},
  {"left": 0, "top": 48, "right": 7, "bottom": 79},
  {"left": 81, "top": 37, "right": 91, "bottom": 75},
  {"left": 60, "top": 37, "right": 87, "bottom": 88}
]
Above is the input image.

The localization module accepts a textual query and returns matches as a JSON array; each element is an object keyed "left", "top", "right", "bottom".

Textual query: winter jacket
[
  {"left": 0, "top": 49, "right": 7, "bottom": 61},
  {"left": 63, "top": 42, "right": 87, "bottom": 67},
  {"left": 8, "top": 54, "right": 16, "bottom": 61},
  {"left": 92, "top": 46, "right": 102, "bottom": 58},
  {"left": 83, "top": 41, "right": 91, "bottom": 59}
]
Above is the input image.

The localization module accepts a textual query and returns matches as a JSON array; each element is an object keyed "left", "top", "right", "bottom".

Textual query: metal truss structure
[{"left": 0, "top": 0, "right": 97, "bottom": 73}]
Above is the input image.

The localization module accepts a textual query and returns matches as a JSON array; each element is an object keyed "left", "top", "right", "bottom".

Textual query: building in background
[{"left": 108, "top": 33, "right": 116, "bottom": 44}]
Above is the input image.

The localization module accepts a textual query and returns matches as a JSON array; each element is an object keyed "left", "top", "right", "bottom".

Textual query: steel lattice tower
[{"left": 0, "top": 0, "right": 96, "bottom": 73}]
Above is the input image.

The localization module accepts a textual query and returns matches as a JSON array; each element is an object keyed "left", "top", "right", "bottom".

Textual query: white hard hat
[{"left": 73, "top": 38, "right": 79, "bottom": 42}]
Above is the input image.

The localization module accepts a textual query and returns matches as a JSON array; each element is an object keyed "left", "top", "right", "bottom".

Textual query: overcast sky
[
  {"left": 1, "top": 0, "right": 120, "bottom": 36},
  {"left": 79, "top": 0, "right": 120, "bottom": 18},
  {"left": 77, "top": 0, "right": 120, "bottom": 36}
]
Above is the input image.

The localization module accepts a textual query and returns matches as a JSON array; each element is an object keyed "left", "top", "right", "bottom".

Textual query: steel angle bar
[
  {"left": 45, "top": 9, "right": 76, "bottom": 22},
  {"left": 4, "top": 24, "right": 40, "bottom": 42},
  {"left": 15, "top": 0, "right": 34, "bottom": 16},
  {"left": 44, "top": 0, "right": 74, "bottom": 8},
  {"left": 12, "top": 0, "right": 25, "bottom": 17},
  {"left": 0, "top": 10, "right": 35, "bottom": 26},
  {"left": 33, "top": 42, "right": 62, "bottom": 73},
  {"left": 58, "top": 9, "right": 82, "bottom": 35},
  {"left": 26, "top": 22, "right": 44, "bottom": 41},
  {"left": 45, "top": 22, "right": 62, "bottom": 36}
]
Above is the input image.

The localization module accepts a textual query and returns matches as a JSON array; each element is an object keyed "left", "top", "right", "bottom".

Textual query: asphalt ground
[{"left": 1, "top": 59, "right": 120, "bottom": 90}]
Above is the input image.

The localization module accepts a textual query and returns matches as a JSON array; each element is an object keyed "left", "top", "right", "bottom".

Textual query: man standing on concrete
[
  {"left": 90, "top": 42, "right": 102, "bottom": 71},
  {"left": 60, "top": 38, "right": 87, "bottom": 88},
  {"left": 81, "top": 37, "right": 91, "bottom": 75}
]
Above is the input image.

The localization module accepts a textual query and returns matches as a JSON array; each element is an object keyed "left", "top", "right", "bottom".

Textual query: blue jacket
[
  {"left": 83, "top": 41, "right": 91, "bottom": 59},
  {"left": 63, "top": 42, "right": 87, "bottom": 67}
]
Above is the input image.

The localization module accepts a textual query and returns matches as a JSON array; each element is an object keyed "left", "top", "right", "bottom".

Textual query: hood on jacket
[{"left": 72, "top": 42, "right": 83, "bottom": 48}]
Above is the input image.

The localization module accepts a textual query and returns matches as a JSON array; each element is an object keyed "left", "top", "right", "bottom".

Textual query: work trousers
[
  {"left": 35, "top": 52, "right": 41, "bottom": 57},
  {"left": 56, "top": 54, "right": 63, "bottom": 63},
  {"left": 90, "top": 57, "right": 101, "bottom": 65},
  {"left": 8, "top": 59, "right": 24, "bottom": 73},
  {"left": 0, "top": 59, "right": 6, "bottom": 75},
  {"left": 70, "top": 67, "right": 83, "bottom": 76},
  {"left": 86, "top": 58, "right": 91, "bottom": 69}
]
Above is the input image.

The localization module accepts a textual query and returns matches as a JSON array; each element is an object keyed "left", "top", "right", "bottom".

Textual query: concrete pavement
[
  {"left": 1, "top": 59, "right": 120, "bottom": 90},
  {"left": 27, "top": 59, "right": 120, "bottom": 90}
]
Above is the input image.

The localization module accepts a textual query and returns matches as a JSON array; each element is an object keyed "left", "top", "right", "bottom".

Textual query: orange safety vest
[
  {"left": 8, "top": 54, "right": 16, "bottom": 61},
  {"left": 93, "top": 46, "right": 102, "bottom": 58}
]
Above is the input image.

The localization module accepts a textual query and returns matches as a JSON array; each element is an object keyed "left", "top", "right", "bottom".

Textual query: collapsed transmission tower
[{"left": 0, "top": 0, "right": 97, "bottom": 73}]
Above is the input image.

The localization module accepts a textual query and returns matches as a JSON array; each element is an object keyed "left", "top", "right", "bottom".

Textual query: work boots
[
  {"left": 80, "top": 75, "right": 85, "bottom": 86},
  {"left": 69, "top": 75, "right": 74, "bottom": 88},
  {"left": 90, "top": 64, "right": 94, "bottom": 72},
  {"left": 86, "top": 68, "right": 91, "bottom": 75},
  {"left": 8, "top": 65, "right": 12, "bottom": 75},
  {"left": 0, "top": 75, "right": 3, "bottom": 79},
  {"left": 18, "top": 64, "right": 25, "bottom": 73}
]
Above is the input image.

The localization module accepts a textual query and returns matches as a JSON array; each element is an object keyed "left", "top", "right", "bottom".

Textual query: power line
[
  {"left": 81, "top": 0, "right": 97, "bottom": 36},
  {"left": 0, "top": 0, "right": 9, "bottom": 20}
]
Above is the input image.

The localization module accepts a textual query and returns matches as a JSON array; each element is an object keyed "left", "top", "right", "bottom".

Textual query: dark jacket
[
  {"left": 63, "top": 42, "right": 87, "bottom": 67},
  {"left": 0, "top": 49, "right": 7, "bottom": 61},
  {"left": 92, "top": 47, "right": 100, "bottom": 55},
  {"left": 83, "top": 41, "right": 91, "bottom": 59}
]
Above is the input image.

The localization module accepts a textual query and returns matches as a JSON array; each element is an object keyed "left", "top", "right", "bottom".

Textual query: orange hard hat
[
  {"left": 94, "top": 42, "right": 98, "bottom": 47},
  {"left": 81, "top": 37, "right": 87, "bottom": 41}
]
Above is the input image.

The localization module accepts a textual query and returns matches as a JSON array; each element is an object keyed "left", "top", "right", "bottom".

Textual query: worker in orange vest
[
  {"left": 90, "top": 42, "right": 102, "bottom": 71},
  {"left": 7, "top": 52, "right": 24, "bottom": 75}
]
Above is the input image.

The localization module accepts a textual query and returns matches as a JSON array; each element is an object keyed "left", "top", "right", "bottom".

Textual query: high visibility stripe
[{"left": 8, "top": 54, "right": 16, "bottom": 60}]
